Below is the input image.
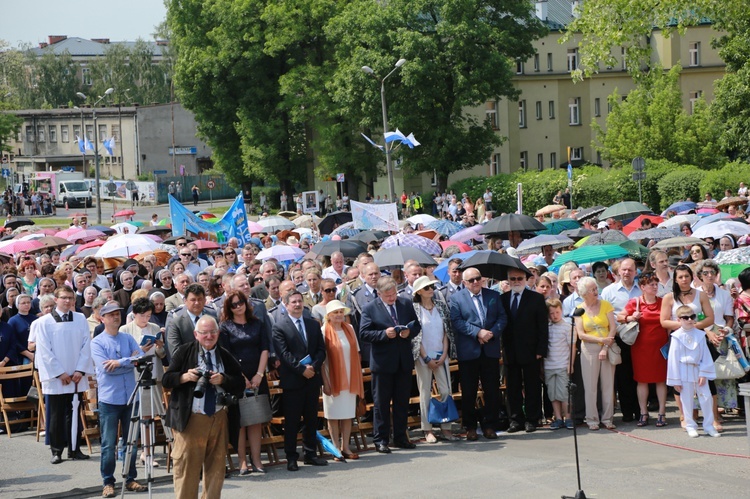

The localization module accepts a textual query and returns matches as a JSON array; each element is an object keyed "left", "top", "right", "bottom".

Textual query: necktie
[
  {"left": 389, "top": 304, "right": 398, "bottom": 325},
  {"left": 511, "top": 293, "right": 519, "bottom": 317},
  {"left": 373, "top": 289, "right": 378, "bottom": 298},
  {"left": 66, "top": 312, "right": 72, "bottom": 322},
  {"left": 203, "top": 352, "right": 216, "bottom": 416},
  {"left": 473, "top": 295, "right": 485, "bottom": 322},
  {"left": 296, "top": 319, "right": 307, "bottom": 345}
]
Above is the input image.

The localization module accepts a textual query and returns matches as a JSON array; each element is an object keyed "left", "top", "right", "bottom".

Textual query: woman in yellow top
[{"left": 574, "top": 276, "right": 618, "bottom": 430}]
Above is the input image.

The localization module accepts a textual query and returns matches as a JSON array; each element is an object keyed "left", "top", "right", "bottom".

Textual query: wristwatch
[{"left": 423, "top": 356, "right": 432, "bottom": 363}]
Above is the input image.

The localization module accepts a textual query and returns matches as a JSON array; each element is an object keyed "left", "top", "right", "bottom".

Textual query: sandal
[
  {"left": 656, "top": 414, "right": 668, "bottom": 427},
  {"left": 636, "top": 414, "right": 649, "bottom": 427},
  {"left": 588, "top": 424, "right": 600, "bottom": 431}
]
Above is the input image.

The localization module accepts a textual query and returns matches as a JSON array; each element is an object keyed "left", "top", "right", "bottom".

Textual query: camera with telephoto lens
[
  {"left": 216, "top": 392, "right": 238, "bottom": 406},
  {"left": 193, "top": 369, "right": 212, "bottom": 398}
]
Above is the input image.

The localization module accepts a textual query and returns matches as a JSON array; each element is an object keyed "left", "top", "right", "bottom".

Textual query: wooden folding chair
[
  {"left": 0, "top": 364, "right": 38, "bottom": 438},
  {"left": 33, "top": 370, "right": 46, "bottom": 442},
  {"left": 353, "top": 368, "right": 374, "bottom": 450},
  {"left": 79, "top": 376, "right": 100, "bottom": 453}
]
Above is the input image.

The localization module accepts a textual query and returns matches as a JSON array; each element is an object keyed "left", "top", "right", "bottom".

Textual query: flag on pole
[
  {"left": 76, "top": 135, "right": 86, "bottom": 153},
  {"left": 84, "top": 136, "right": 94, "bottom": 151},
  {"left": 103, "top": 137, "right": 115, "bottom": 156}
]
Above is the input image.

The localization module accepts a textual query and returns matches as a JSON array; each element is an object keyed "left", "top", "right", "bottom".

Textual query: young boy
[
  {"left": 666, "top": 305, "right": 719, "bottom": 438},
  {"left": 545, "top": 299, "right": 573, "bottom": 429}
]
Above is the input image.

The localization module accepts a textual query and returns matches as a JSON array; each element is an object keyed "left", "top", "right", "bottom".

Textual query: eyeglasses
[
  {"left": 180, "top": 253, "right": 191, "bottom": 257},
  {"left": 464, "top": 277, "right": 481, "bottom": 284},
  {"left": 679, "top": 314, "right": 697, "bottom": 321},
  {"left": 196, "top": 330, "right": 219, "bottom": 336},
  {"left": 225, "top": 251, "right": 235, "bottom": 255},
  {"left": 508, "top": 277, "right": 525, "bottom": 282},
  {"left": 701, "top": 270, "right": 716, "bottom": 276},
  {"left": 254, "top": 277, "right": 264, "bottom": 282},
  {"left": 230, "top": 301, "right": 245, "bottom": 309},
  {"left": 177, "top": 242, "right": 187, "bottom": 247},
  {"left": 422, "top": 285, "right": 435, "bottom": 291},
  {"left": 322, "top": 288, "right": 336, "bottom": 293}
]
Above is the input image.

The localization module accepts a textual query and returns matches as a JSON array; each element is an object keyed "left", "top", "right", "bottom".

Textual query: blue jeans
[{"left": 99, "top": 402, "right": 137, "bottom": 486}]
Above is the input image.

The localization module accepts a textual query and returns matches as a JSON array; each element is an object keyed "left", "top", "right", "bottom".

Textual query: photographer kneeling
[{"left": 162, "top": 316, "right": 244, "bottom": 499}]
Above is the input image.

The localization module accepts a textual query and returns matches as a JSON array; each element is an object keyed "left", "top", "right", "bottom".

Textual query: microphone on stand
[{"left": 563, "top": 307, "right": 588, "bottom": 499}]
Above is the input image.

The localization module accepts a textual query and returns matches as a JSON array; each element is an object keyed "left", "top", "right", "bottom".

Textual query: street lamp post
[
  {"left": 362, "top": 58, "right": 406, "bottom": 203},
  {"left": 76, "top": 87, "right": 114, "bottom": 224}
]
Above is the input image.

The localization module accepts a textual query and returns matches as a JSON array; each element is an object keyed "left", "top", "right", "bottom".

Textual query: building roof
[{"left": 30, "top": 36, "right": 166, "bottom": 57}]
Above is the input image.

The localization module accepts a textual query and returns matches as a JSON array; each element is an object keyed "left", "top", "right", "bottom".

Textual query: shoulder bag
[
  {"left": 618, "top": 299, "right": 640, "bottom": 346},
  {"left": 714, "top": 350, "right": 745, "bottom": 380},
  {"left": 428, "top": 395, "right": 459, "bottom": 424},
  {"left": 607, "top": 342, "right": 622, "bottom": 366},
  {"left": 238, "top": 388, "right": 272, "bottom": 427}
]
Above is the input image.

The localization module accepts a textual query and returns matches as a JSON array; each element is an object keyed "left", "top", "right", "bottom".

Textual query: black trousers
[
  {"left": 507, "top": 359, "right": 543, "bottom": 425},
  {"left": 371, "top": 370, "right": 412, "bottom": 445},
  {"left": 458, "top": 353, "right": 500, "bottom": 431},
  {"left": 282, "top": 385, "right": 319, "bottom": 461},
  {"left": 614, "top": 337, "right": 638, "bottom": 420},
  {"left": 47, "top": 392, "right": 83, "bottom": 455}
]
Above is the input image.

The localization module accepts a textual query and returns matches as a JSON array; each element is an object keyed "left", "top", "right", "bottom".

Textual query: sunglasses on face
[
  {"left": 177, "top": 242, "right": 187, "bottom": 246},
  {"left": 322, "top": 288, "right": 336, "bottom": 293},
  {"left": 230, "top": 301, "right": 245, "bottom": 309},
  {"left": 422, "top": 285, "right": 435, "bottom": 291},
  {"left": 464, "top": 277, "right": 481, "bottom": 284},
  {"left": 701, "top": 271, "right": 716, "bottom": 276},
  {"left": 225, "top": 251, "right": 235, "bottom": 255},
  {"left": 679, "top": 314, "right": 697, "bottom": 321},
  {"left": 180, "top": 253, "right": 191, "bottom": 257}
]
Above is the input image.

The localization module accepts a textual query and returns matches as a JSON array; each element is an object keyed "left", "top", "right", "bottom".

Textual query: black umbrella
[
  {"left": 373, "top": 246, "right": 437, "bottom": 269},
  {"left": 4, "top": 218, "right": 35, "bottom": 230},
  {"left": 311, "top": 239, "right": 366, "bottom": 258},
  {"left": 559, "top": 228, "right": 598, "bottom": 240},
  {"left": 89, "top": 225, "right": 117, "bottom": 235},
  {"left": 163, "top": 235, "right": 195, "bottom": 245},
  {"left": 351, "top": 230, "right": 390, "bottom": 244},
  {"left": 574, "top": 206, "right": 606, "bottom": 222},
  {"left": 138, "top": 225, "right": 173, "bottom": 235},
  {"left": 318, "top": 211, "right": 353, "bottom": 235},
  {"left": 479, "top": 213, "right": 546, "bottom": 237},
  {"left": 459, "top": 250, "right": 531, "bottom": 280}
]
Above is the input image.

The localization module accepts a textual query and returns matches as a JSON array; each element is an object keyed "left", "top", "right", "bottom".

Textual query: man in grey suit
[
  {"left": 438, "top": 258, "right": 464, "bottom": 303},
  {"left": 166, "top": 283, "right": 217, "bottom": 358},
  {"left": 348, "top": 262, "right": 382, "bottom": 365},
  {"left": 165, "top": 273, "right": 193, "bottom": 312}
]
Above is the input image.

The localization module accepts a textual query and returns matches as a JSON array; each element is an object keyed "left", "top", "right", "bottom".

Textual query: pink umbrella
[
  {"left": 696, "top": 208, "right": 719, "bottom": 214},
  {"left": 64, "top": 229, "right": 105, "bottom": 243},
  {"left": 0, "top": 239, "right": 45, "bottom": 253},
  {"left": 450, "top": 224, "right": 485, "bottom": 243},
  {"left": 75, "top": 239, "right": 106, "bottom": 253},
  {"left": 439, "top": 240, "right": 471, "bottom": 253},
  {"left": 56, "top": 227, "right": 85, "bottom": 238},
  {"left": 248, "top": 221, "right": 264, "bottom": 233},
  {"left": 141, "top": 234, "right": 164, "bottom": 243}
]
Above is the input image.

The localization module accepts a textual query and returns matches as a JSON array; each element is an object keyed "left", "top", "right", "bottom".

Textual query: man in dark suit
[
  {"left": 449, "top": 268, "right": 507, "bottom": 440},
  {"left": 166, "top": 283, "right": 217, "bottom": 359},
  {"left": 359, "top": 276, "right": 421, "bottom": 453},
  {"left": 348, "top": 262, "right": 381, "bottom": 365},
  {"left": 162, "top": 316, "right": 244, "bottom": 498},
  {"left": 272, "top": 290, "right": 327, "bottom": 471},
  {"left": 500, "top": 268, "right": 549, "bottom": 433}
]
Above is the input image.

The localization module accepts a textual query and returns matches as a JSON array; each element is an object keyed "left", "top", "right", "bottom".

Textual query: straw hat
[
  {"left": 412, "top": 275, "right": 440, "bottom": 296},
  {"left": 325, "top": 299, "right": 351, "bottom": 316}
]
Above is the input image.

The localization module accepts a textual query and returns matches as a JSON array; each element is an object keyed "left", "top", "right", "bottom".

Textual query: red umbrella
[
  {"left": 192, "top": 239, "right": 220, "bottom": 250},
  {"left": 114, "top": 209, "right": 136, "bottom": 218},
  {"left": 75, "top": 239, "right": 107, "bottom": 253},
  {"left": 0, "top": 239, "right": 44, "bottom": 253},
  {"left": 622, "top": 214, "right": 664, "bottom": 235},
  {"left": 439, "top": 240, "right": 472, "bottom": 253},
  {"left": 199, "top": 213, "right": 217, "bottom": 220}
]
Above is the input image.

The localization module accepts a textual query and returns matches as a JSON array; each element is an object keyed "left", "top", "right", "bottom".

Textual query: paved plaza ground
[{"left": 1, "top": 403, "right": 748, "bottom": 499}]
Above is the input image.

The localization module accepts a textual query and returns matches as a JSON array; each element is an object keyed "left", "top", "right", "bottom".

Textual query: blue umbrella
[
  {"left": 661, "top": 201, "right": 697, "bottom": 216},
  {"left": 316, "top": 431, "right": 343, "bottom": 460},
  {"left": 537, "top": 219, "right": 580, "bottom": 235},
  {"left": 433, "top": 250, "right": 481, "bottom": 283},
  {"left": 692, "top": 212, "right": 732, "bottom": 231},
  {"left": 426, "top": 219, "right": 464, "bottom": 237}
]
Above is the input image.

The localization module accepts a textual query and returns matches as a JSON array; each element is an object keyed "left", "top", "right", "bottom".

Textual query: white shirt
[
  {"left": 470, "top": 292, "right": 484, "bottom": 318},
  {"left": 601, "top": 280, "right": 641, "bottom": 315},
  {"left": 322, "top": 265, "right": 349, "bottom": 283},
  {"left": 418, "top": 306, "right": 444, "bottom": 361},
  {"left": 545, "top": 321, "right": 572, "bottom": 370}
]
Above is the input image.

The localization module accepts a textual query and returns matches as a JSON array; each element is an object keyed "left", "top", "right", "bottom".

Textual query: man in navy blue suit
[
  {"left": 360, "top": 276, "right": 421, "bottom": 453},
  {"left": 450, "top": 268, "right": 507, "bottom": 441}
]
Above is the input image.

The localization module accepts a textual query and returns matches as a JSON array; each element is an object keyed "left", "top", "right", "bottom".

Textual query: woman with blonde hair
[
  {"left": 475, "top": 196, "right": 486, "bottom": 223},
  {"left": 321, "top": 300, "right": 364, "bottom": 460}
]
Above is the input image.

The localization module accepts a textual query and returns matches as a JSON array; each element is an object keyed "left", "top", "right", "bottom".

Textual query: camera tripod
[{"left": 121, "top": 360, "right": 173, "bottom": 499}]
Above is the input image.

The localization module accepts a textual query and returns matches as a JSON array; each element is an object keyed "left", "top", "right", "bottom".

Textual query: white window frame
[
  {"left": 537, "top": 153, "right": 544, "bottom": 171},
  {"left": 533, "top": 54, "right": 540, "bottom": 72},
  {"left": 26, "top": 126, "right": 34, "bottom": 143},
  {"left": 551, "top": 152, "right": 557, "bottom": 169},
  {"left": 571, "top": 147, "right": 583, "bottom": 161},
  {"left": 569, "top": 97, "right": 581, "bottom": 125},
  {"left": 689, "top": 90, "right": 703, "bottom": 114},
  {"left": 549, "top": 100, "right": 555, "bottom": 119},
  {"left": 547, "top": 53, "right": 553, "bottom": 72},
  {"left": 37, "top": 125, "right": 45, "bottom": 143},
  {"left": 520, "top": 151, "right": 528, "bottom": 170},
  {"left": 621, "top": 47, "right": 627, "bottom": 70},
  {"left": 430, "top": 170, "right": 438, "bottom": 186},
  {"left": 85, "top": 124, "right": 94, "bottom": 141},
  {"left": 535, "top": 101, "right": 542, "bottom": 120},
  {"left": 490, "top": 153, "right": 500, "bottom": 176},
  {"left": 61, "top": 125, "right": 69, "bottom": 143},
  {"left": 594, "top": 98, "right": 601, "bottom": 117},
  {"left": 567, "top": 48, "right": 578, "bottom": 72},
  {"left": 516, "top": 60, "right": 524, "bottom": 74},
  {"left": 48, "top": 125, "right": 57, "bottom": 143},
  {"left": 98, "top": 124, "right": 107, "bottom": 142},
  {"left": 486, "top": 101, "right": 498, "bottom": 130},
  {"left": 689, "top": 42, "right": 700, "bottom": 67},
  {"left": 519, "top": 100, "right": 527, "bottom": 128},
  {"left": 82, "top": 67, "right": 92, "bottom": 86}
]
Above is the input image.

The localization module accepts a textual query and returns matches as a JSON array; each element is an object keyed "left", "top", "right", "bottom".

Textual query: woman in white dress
[{"left": 321, "top": 300, "right": 364, "bottom": 461}]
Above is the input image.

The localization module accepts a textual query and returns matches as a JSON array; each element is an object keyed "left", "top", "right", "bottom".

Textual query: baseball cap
[{"left": 100, "top": 301, "right": 123, "bottom": 315}]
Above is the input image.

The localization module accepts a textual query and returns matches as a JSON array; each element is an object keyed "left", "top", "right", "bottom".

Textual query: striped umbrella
[{"left": 0, "top": 239, "right": 45, "bottom": 253}]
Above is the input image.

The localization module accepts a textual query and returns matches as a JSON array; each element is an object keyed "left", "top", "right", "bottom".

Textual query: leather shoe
[
  {"left": 375, "top": 443, "right": 391, "bottom": 454},
  {"left": 466, "top": 429, "right": 478, "bottom": 441},
  {"left": 507, "top": 421, "right": 523, "bottom": 433},
  {"left": 303, "top": 456, "right": 328, "bottom": 466},
  {"left": 524, "top": 422, "right": 537, "bottom": 433},
  {"left": 50, "top": 454, "right": 62, "bottom": 465},
  {"left": 483, "top": 428, "right": 498, "bottom": 440},
  {"left": 393, "top": 440, "right": 416, "bottom": 449},
  {"left": 68, "top": 450, "right": 90, "bottom": 460},
  {"left": 286, "top": 460, "right": 299, "bottom": 471}
]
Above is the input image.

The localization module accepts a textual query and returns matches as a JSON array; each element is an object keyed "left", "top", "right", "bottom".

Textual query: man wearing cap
[
  {"left": 450, "top": 268, "right": 506, "bottom": 440},
  {"left": 360, "top": 277, "right": 421, "bottom": 453},
  {"left": 35, "top": 286, "right": 94, "bottom": 464},
  {"left": 90, "top": 301, "right": 147, "bottom": 497},
  {"left": 501, "top": 268, "right": 549, "bottom": 433}
]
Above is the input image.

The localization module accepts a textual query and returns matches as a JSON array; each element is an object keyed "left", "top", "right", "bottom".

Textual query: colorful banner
[
  {"left": 351, "top": 200, "right": 398, "bottom": 232},
  {"left": 169, "top": 193, "right": 252, "bottom": 247}
]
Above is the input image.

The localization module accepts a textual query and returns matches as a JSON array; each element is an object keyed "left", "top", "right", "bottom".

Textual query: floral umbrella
[{"left": 381, "top": 233, "right": 442, "bottom": 256}]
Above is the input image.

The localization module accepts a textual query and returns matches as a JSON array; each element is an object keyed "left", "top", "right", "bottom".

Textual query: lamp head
[
  {"left": 104, "top": 88, "right": 114, "bottom": 95},
  {"left": 76, "top": 92, "right": 87, "bottom": 100},
  {"left": 395, "top": 58, "right": 406, "bottom": 68},
  {"left": 361, "top": 66, "right": 374, "bottom": 75}
]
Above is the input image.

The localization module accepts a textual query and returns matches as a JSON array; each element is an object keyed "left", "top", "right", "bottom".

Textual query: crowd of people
[{"left": 2, "top": 189, "right": 750, "bottom": 497}]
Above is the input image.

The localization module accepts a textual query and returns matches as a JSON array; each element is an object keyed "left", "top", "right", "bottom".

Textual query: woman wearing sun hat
[
  {"left": 321, "top": 300, "right": 364, "bottom": 460},
  {"left": 411, "top": 275, "right": 457, "bottom": 443}
]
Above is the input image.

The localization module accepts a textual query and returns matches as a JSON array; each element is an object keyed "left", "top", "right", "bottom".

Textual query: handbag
[
  {"left": 714, "top": 350, "right": 745, "bottom": 380},
  {"left": 618, "top": 299, "right": 640, "bottom": 346},
  {"left": 238, "top": 388, "right": 272, "bottom": 426},
  {"left": 428, "top": 395, "right": 459, "bottom": 424},
  {"left": 26, "top": 386, "right": 39, "bottom": 405},
  {"left": 607, "top": 343, "right": 622, "bottom": 366}
]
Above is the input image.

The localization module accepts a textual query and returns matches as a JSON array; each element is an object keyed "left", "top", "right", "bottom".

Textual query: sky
[{"left": 2, "top": 1, "right": 168, "bottom": 48}]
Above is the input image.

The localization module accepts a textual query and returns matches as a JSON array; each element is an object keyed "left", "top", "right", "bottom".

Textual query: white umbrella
[
  {"left": 657, "top": 214, "right": 700, "bottom": 229},
  {"left": 407, "top": 214, "right": 437, "bottom": 226},
  {"left": 257, "top": 215, "right": 296, "bottom": 233},
  {"left": 110, "top": 222, "right": 139, "bottom": 235},
  {"left": 257, "top": 245, "right": 305, "bottom": 262},
  {"left": 293, "top": 214, "right": 320, "bottom": 229},
  {"left": 691, "top": 221, "right": 750, "bottom": 240},
  {"left": 516, "top": 234, "right": 574, "bottom": 255},
  {"left": 95, "top": 234, "right": 160, "bottom": 258}
]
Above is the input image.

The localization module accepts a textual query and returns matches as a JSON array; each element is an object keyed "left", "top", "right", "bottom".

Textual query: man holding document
[
  {"left": 360, "top": 277, "right": 421, "bottom": 453},
  {"left": 272, "top": 290, "right": 327, "bottom": 471}
]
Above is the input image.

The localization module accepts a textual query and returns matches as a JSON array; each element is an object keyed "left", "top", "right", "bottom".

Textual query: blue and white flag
[
  {"left": 84, "top": 136, "right": 94, "bottom": 151},
  {"left": 76, "top": 135, "right": 86, "bottom": 153},
  {"left": 384, "top": 128, "right": 420, "bottom": 148},
  {"left": 169, "top": 193, "right": 252, "bottom": 247},
  {"left": 103, "top": 137, "right": 115, "bottom": 156}
]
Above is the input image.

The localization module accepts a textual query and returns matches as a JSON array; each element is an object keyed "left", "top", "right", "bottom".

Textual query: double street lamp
[
  {"left": 361, "top": 58, "right": 406, "bottom": 203},
  {"left": 76, "top": 87, "right": 114, "bottom": 224}
]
